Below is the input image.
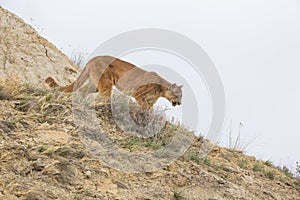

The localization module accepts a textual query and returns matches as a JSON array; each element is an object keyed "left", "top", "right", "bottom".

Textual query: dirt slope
[{"left": 0, "top": 6, "right": 299, "bottom": 200}]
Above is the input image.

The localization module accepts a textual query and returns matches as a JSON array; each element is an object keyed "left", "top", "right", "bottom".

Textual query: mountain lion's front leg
[{"left": 135, "top": 96, "right": 151, "bottom": 111}]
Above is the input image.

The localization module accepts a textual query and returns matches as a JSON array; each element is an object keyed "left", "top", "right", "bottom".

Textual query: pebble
[
  {"left": 86, "top": 170, "right": 92, "bottom": 178},
  {"left": 32, "top": 159, "right": 45, "bottom": 171}
]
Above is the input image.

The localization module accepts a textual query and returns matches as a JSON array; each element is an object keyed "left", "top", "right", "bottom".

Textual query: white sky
[{"left": 1, "top": 0, "right": 300, "bottom": 171}]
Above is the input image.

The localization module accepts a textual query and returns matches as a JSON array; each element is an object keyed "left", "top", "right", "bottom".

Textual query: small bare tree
[
  {"left": 70, "top": 51, "right": 87, "bottom": 67},
  {"left": 227, "top": 121, "right": 256, "bottom": 152}
]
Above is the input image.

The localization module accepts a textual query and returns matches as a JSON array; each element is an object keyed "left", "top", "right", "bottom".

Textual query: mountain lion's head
[{"left": 165, "top": 84, "right": 183, "bottom": 106}]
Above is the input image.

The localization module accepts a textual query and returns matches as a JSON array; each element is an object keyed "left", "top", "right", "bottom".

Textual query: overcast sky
[{"left": 1, "top": 0, "right": 300, "bottom": 171}]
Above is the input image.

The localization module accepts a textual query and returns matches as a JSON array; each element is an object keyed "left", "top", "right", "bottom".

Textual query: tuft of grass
[
  {"left": 279, "top": 177, "right": 286, "bottom": 183},
  {"left": 38, "top": 145, "right": 47, "bottom": 153},
  {"left": 46, "top": 149, "right": 54, "bottom": 157},
  {"left": 253, "top": 163, "right": 264, "bottom": 172},
  {"left": 264, "top": 160, "right": 273, "bottom": 167},
  {"left": 238, "top": 159, "right": 247, "bottom": 169},
  {"left": 284, "top": 171, "right": 293, "bottom": 178},
  {"left": 189, "top": 151, "right": 200, "bottom": 164},
  {"left": 121, "top": 138, "right": 142, "bottom": 152},
  {"left": 20, "top": 83, "right": 35, "bottom": 93},
  {"left": 188, "top": 151, "right": 211, "bottom": 166},
  {"left": 126, "top": 139, "right": 140, "bottom": 146},
  {"left": 223, "top": 172, "right": 230, "bottom": 179},
  {"left": 0, "top": 86, "right": 11, "bottom": 100},
  {"left": 265, "top": 170, "right": 276, "bottom": 180},
  {"left": 173, "top": 189, "right": 184, "bottom": 200},
  {"left": 16, "top": 97, "right": 32, "bottom": 111},
  {"left": 296, "top": 162, "right": 300, "bottom": 177},
  {"left": 143, "top": 141, "right": 162, "bottom": 150},
  {"left": 18, "top": 83, "right": 47, "bottom": 96},
  {"left": 203, "top": 157, "right": 211, "bottom": 166},
  {"left": 45, "top": 93, "right": 53, "bottom": 102},
  {"left": 282, "top": 166, "right": 293, "bottom": 178},
  {"left": 55, "top": 147, "right": 71, "bottom": 157},
  {"left": 197, "top": 135, "right": 204, "bottom": 142},
  {"left": 19, "top": 97, "right": 31, "bottom": 105}
]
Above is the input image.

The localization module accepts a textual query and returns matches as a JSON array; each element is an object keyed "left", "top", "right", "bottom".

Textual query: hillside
[{"left": 0, "top": 6, "right": 300, "bottom": 200}]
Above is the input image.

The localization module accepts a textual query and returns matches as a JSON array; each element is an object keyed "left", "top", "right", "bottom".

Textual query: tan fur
[{"left": 45, "top": 56, "right": 183, "bottom": 110}]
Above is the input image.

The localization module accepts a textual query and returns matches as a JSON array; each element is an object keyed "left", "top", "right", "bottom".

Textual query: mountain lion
[{"left": 45, "top": 56, "right": 182, "bottom": 110}]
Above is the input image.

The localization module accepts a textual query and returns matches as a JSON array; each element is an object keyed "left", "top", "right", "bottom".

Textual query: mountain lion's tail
[
  {"left": 45, "top": 66, "right": 90, "bottom": 92},
  {"left": 45, "top": 77, "right": 75, "bottom": 92}
]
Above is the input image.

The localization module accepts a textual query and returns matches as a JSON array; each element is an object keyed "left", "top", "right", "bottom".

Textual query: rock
[
  {"left": 242, "top": 174, "right": 254, "bottom": 184},
  {"left": 0, "top": 7, "right": 79, "bottom": 86},
  {"left": 25, "top": 191, "right": 45, "bottom": 200},
  {"left": 32, "top": 159, "right": 45, "bottom": 171},
  {"left": 97, "top": 178, "right": 118, "bottom": 195},
  {"left": 223, "top": 165, "right": 239, "bottom": 173},
  {"left": 85, "top": 170, "right": 92, "bottom": 178},
  {"left": 0, "top": 120, "right": 15, "bottom": 134}
]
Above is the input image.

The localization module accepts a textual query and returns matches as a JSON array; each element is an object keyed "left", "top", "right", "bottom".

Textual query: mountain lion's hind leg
[
  {"left": 97, "top": 71, "right": 113, "bottom": 102},
  {"left": 77, "top": 82, "right": 97, "bottom": 93}
]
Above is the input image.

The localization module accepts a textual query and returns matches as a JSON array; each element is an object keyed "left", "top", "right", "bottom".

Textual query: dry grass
[{"left": 0, "top": 86, "right": 11, "bottom": 100}]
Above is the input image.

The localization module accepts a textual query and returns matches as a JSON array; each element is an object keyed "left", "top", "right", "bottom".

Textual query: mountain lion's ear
[
  {"left": 168, "top": 84, "right": 175, "bottom": 90},
  {"left": 179, "top": 85, "right": 183, "bottom": 88}
]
